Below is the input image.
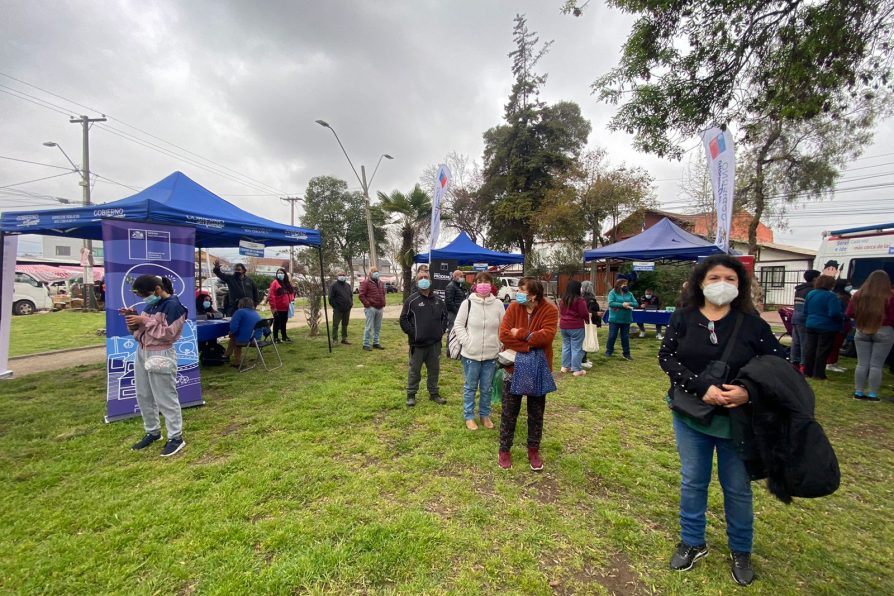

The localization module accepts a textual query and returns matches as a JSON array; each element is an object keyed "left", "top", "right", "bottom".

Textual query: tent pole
[
  {"left": 318, "top": 244, "right": 332, "bottom": 353},
  {"left": 197, "top": 245, "right": 203, "bottom": 295}
]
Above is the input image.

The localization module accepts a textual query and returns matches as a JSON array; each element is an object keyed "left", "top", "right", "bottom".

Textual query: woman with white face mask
[{"left": 658, "top": 255, "right": 783, "bottom": 587}]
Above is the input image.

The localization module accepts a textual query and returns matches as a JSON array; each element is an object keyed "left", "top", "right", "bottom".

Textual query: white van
[
  {"left": 13, "top": 271, "right": 55, "bottom": 315},
  {"left": 815, "top": 223, "right": 894, "bottom": 288},
  {"left": 496, "top": 277, "right": 520, "bottom": 303}
]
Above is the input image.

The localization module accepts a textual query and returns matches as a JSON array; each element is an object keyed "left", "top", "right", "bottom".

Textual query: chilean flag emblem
[
  {"left": 438, "top": 170, "right": 448, "bottom": 188},
  {"left": 709, "top": 134, "right": 726, "bottom": 159}
]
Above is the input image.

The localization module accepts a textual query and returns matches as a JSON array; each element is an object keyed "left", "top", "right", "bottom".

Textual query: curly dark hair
[{"left": 684, "top": 255, "right": 755, "bottom": 313}]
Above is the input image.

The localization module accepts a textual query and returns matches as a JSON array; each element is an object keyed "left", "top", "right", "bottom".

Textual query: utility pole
[
  {"left": 281, "top": 196, "right": 303, "bottom": 277},
  {"left": 71, "top": 114, "right": 107, "bottom": 310},
  {"left": 359, "top": 165, "right": 378, "bottom": 270}
]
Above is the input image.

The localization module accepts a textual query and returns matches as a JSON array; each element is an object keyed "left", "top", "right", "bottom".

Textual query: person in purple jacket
[{"left": 559, "top": 280, "right": 590, "bottom": 376}]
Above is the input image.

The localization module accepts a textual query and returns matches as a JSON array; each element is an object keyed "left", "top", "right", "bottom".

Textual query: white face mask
[{"left": 702, "top": 282, "right": 739, "bottom": 306}]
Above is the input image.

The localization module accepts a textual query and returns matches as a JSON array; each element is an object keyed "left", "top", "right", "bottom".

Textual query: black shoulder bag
[{"left": 671, "top": 312, "right": 744, "bottom": 424}]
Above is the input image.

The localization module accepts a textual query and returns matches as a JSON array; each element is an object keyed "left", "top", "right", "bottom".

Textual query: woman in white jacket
[{"left": 454, "top": 271, "right": 505, "bottom": 430}]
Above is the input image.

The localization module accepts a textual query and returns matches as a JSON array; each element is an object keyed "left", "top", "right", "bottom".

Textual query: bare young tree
[
  {"left": 677, "top": 154, "right": 715, "bottom": 237},
  {"left": 420, "top": 151, "right": 489, "bottom": 244}
]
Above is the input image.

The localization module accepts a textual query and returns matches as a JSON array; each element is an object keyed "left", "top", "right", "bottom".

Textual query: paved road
[{"left": 8, "top": 305, "right": 403, "bottom": 378}]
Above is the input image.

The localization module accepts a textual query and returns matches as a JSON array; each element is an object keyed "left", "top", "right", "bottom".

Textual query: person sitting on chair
[
  {"left": 224, "top": 298, "right": 266, "bottom": 367},
  {"left": 195, "top": 291, "right": 222, "bottom": 320},
  {"left": 637, "top": 288, "right": 664, "bottom": 339}
]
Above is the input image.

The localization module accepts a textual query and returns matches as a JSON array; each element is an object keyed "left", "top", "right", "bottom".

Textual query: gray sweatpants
[
  {"left": 854, "top": 326, "right": 894, "bottom": 395},
  {"left": 134, "top": 347, "right": 183, "bottom": 439},
  {"left": 407, "top": 342, "right": 441, "bottom": 397}
]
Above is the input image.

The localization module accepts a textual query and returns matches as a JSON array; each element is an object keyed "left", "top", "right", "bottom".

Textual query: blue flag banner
[{"left": 101, "top": 220, "right": 203, "bottom": 422}]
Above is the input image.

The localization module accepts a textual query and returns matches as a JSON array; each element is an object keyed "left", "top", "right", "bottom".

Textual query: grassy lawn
[
  {"left": 8, "top": 310, "right": 105, "bottom": 357},
  {"left": 1, "top": 320, "right": 892, "bottom": 594}
]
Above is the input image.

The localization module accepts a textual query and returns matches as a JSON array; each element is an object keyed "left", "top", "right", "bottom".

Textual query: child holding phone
[{"left": 124, "top": 274, "right": 188, "bottom": 457}]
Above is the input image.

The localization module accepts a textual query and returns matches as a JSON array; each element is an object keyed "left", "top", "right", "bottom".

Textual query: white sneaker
[
  {"left": 560, "top": 367, "right": 569, "bottom": 373},
  {"left": 826, "top": 364, "right": 846, "bottom": 373},
  {"left": 656, "top": 333, "right": 663, "bottom": 340},
  {"left": 639, "top": 331, "right": 646, "bottom": 338},
  {"left": 581, "top": 361, "right": 593, "bottom": 369}
]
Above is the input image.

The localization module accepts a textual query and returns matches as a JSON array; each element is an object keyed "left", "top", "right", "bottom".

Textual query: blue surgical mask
[
  {"left": 372, "top": 272, "right": 380, "bottom": 280},
  {"left": 143, "top": 294, "right": 160, "bottom": 307},
  {"left": 276, "top": 273, "right": 284, "bottom": 281},
  {"left": 203, "top": 300, "right": 211, "bottom": 309},
  {"left": 515, "top": 292, "right": 528, "bottom": 305},
  {"left": 417, "top": 279, "right": 431, "bottom": 290},
  {"left": 337, "top": 276, "right": 346, "bottom": 282}
]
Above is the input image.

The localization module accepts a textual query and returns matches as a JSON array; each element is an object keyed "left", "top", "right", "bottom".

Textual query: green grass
[
  {"left": 1, "top": 321, "right": 892, "bottom": 594},
  {"left": 8, "top": 310, "right": 105, "bottom": 357}
]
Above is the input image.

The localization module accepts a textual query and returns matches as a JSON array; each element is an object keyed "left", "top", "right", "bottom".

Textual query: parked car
[
  {"left": 13, "top": 271, "right": 55, "bottom": 315},
  {"left": 384, "top": 282, "right": 399, "bottom": 293},
  {"left": 496, "top": 276, "right": 520, "bottom": 303}
]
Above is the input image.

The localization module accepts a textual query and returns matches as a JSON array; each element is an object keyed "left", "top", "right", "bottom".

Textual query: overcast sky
[{"left": 2, "top": 0, "right": 892, "bottom": 256}]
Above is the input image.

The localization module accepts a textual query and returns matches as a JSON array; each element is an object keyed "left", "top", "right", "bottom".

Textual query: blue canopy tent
[
  {"left": 0, "top": 171, "right": 320, "bottom": 248},
  {"left": 414, "top": 232, "right": 524, "bottom": 265},
  {"left": 0, "top": 171, "right": 331, "bottom": 351},
  {"left": 583, "top": 217, "right": 725, "bottom": 262}
]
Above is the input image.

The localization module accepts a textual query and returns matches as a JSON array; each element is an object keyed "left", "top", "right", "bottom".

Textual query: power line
[
  {"left": 0, "top": 171, "right": 77, "bottom": 190},
  {"left": 0, "top": 155, "right": 75, "bottom": 171},
  {"left": 0, "top": 88, "right": 72, "bottom": 117},
  {"left": 0, "top": 72, "right": 293, "bottom": 196}
]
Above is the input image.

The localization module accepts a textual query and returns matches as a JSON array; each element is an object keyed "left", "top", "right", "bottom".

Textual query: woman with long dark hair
[
  {"left": 606, "top": 278, "right": 634, "bottom": 360},
  {"left": 559, "top": 279, "right": 590, "bottom": 376},
  {"left": 658, "top": 255, "right": 783, "bottom": 586},
  {"left": 268, "top": 268, "right": 295, "bottom": 343},
  {"left": 845, "top": 270, "right": 894, "bottom": 401},
  {"left": 122, "top": 275, "right": 189, "bottom": 457}
]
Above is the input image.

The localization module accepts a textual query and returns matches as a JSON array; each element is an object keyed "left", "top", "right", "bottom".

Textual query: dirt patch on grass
[
  {"left": 592, "top": 552, "right": 643, "bottom": 595},
  {"left": 192, "top": 452, "right": 229, "bottom": 466},
  {"left": 54, "top": 426, "right": 97, "bottom": 441},
  {"left": 254, "top": 542, "right": 274, "bottom": 564},
  {"left": 849, "top": 423, "right": 893, "bottom": 450},
  {"left": 176, "top": 580, "right": 199, "bottom": 596},
  {"left": 220, "top": 422, "right": 242, "bottom": 436},
  {"left": 518, "top": 474, "right": 560, "bottom": 504}
]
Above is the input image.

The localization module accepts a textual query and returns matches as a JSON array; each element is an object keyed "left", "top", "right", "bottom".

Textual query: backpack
[
  {"left": 199, "top": 340, "right": 227, "bottom": 366},
  {"left": 446, "top": 299, "right": 471, "bottom": 360}
]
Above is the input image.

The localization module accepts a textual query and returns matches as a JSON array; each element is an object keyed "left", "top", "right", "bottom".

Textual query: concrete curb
[{"left": 10, "top": 344, "right": 105, "bottom": 361}]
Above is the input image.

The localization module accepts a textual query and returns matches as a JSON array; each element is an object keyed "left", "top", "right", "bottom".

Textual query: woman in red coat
[{"left": 268, "top": 268, "right": 296, "bottom": 343}]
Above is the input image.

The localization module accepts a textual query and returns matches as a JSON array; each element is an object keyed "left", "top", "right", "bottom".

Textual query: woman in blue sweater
[{"left": 802, "top": 275, "right": 844, "bottom": 380}]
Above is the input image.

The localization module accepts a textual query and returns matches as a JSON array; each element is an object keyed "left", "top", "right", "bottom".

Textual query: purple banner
[{"left": 101, "top": 220, "right": 202, "bottom": 422}]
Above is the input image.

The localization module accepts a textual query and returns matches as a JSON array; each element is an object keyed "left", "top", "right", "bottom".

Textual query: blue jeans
[
  {"left": 462, "top": 358, "right": 496, "bottom": 420},
  {"left": 673, "top": 416, "right": 753, "bottom": 552},
  {"left": 561, "top": 327, "right": 586, "bottom": 371},
  {"left": 606, "top": 323, "right": 630, "bottom": 357},
  {"left": 363, "top": 307, "right": 383, "bottom": 347},
  {"left": 790, "top": 323, "right": 806, "bottom": 364}
]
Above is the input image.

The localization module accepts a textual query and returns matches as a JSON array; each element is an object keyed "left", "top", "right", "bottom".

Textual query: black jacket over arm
[
  {"left": 213, "top": 266, "right": 259, "bottom": 310},
  {"left": 328, "top": 280, "right": 354, "bottom": 312},
  {"left": 734, "top": 355, "right": 840, "bottom": 503},
  {"left": 445, "top": 280, "right": 466, "bottom": 314},
  {"left": 400, "top": 291, "right": 448, "bottom": 347}
]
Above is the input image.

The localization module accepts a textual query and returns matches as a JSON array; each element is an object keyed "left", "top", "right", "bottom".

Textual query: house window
[
  {"left": 55, "top": 245, "right": 71, "bottom": 257},
  {"left": 760, "top": 266, "right": 785, "bottom": 289}
]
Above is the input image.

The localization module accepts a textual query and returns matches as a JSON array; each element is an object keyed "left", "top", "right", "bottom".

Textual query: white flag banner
[
  {"left": 701, "top": 127, "right": 735, "bottom": 253},
  {"left": 0, "top": 234, "right": 19, "bottom": 378},
  {"left": 430, "top": 164, "right": 450, "bottom": 252}
]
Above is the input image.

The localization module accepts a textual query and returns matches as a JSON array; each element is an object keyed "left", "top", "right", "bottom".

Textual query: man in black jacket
[
  {"left": 444, "top": 270, "right": 467, "bottom": 331},
  {"left": 400, "top": 269, "right": 448, "bottom": 407},
  {"left": 213, "top": 260, "right": 259, "bottom": 316},
  {"left": 328, "top": 270, "right": 354, "bottom": 345}
]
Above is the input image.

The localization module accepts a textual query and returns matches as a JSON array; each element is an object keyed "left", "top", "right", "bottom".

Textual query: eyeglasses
[{"left": 706, "top": 321, "right": 717, "bottom": 345}]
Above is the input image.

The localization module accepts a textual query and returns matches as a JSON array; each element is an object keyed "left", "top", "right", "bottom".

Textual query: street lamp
[
  {"left": 315, "top": 119, "right": 392, "bottom": 269},
  {"left": 43, "top": 140, "right": 96, "bottom": 309}
]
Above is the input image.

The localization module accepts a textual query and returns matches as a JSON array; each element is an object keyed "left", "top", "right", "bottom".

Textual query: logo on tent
[
  {"left": 709, "top": 134, "right": 727, "bottom": 159},
  {"left": 14, "top": 214, "right": 39, "bottom": 227},
  {"left": 94, "top": 208, "right": 125, "bottom": 218}
]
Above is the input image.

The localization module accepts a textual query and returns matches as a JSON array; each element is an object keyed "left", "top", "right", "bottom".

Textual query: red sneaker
[
  {"left": 498, "top": 451, "right": 512, "bottom": 469},
  {"left": 528, "top": 447, "right": 543, "bottom": 471}
]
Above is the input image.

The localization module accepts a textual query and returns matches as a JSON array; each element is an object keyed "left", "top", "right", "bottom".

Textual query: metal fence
[{"left": 759, "top": 268, "right": 808, "bottom": 309}]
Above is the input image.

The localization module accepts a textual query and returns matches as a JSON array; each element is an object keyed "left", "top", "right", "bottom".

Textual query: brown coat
[
  {"left": 359, "top": 278, "right": 386, "bottom": 309},
  {"left": 499, "top": 299, "right": 559, "bottom": 373}
]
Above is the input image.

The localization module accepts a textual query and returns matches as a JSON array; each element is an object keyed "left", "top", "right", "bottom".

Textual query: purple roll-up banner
[{"left": 102, "top": 220, "right": 203, "bottom": 422}]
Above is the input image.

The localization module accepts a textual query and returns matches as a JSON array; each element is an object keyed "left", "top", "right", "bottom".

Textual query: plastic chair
[
  {"left": 238, "top": 318, "right": 283, "bottom": 372},
  {"left": 776, "top": 307, "right": 793, "bottom": 342}
]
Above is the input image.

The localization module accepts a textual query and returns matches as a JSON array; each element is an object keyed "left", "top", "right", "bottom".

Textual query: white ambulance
[{"left": 815, "top": 222, "right": 894, "bottom": 288}]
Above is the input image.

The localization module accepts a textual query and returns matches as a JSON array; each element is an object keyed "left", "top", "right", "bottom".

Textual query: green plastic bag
[{"left": 492, "top": 368, "right": 504, "bottom": 404}]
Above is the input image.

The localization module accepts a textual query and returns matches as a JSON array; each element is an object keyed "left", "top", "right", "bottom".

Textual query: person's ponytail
[{"left": 160, "top": 276, "right": 174, "bottom": 295}]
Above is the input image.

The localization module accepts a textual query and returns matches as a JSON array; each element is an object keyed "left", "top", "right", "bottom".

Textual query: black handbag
[{"left": 671, "top": 312, "right": 744, "bottom": 424}]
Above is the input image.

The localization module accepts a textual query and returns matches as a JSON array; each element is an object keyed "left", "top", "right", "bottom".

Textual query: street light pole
[
  {"left": 281, "top": 196, "right": 303, "bottom": 277},
  {"left": 72, "top": 115, "right": 106, "bottom": 310},
  {"left": 315, "top": 119, "right": 392, "bottom": 271}
]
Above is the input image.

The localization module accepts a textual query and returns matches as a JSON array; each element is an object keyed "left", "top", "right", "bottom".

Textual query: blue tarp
[
  {"left": 414, "top": 231, "right": 524, "bottom": 265},
  {"left": 0, "top": 171, "right": 320, "bottom": 248},
  {"left": 583, "top": 217, "right": 724, "bottom": 262}
]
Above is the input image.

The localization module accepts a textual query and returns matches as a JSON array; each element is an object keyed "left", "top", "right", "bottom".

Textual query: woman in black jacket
[{"left": 658, "top": 255, "right": 783, "bottom": 587}]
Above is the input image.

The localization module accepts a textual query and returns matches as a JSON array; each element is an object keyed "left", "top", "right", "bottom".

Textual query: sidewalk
[{"left": 8, "top": 305, "right": 404, "bottom": 377}]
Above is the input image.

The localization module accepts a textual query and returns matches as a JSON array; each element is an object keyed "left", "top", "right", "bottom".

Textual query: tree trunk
[
  {"left": 749, "top": 123, "right": 782, "bottom": 255},
  {"left": 346, "top": 256, "right": 354, "bottom": 288},
  {"left": 590, "top": 225, "right": 599, "bottom": 285},
  {"left": 401, "top": 226, "right": 414, "bottom": 300}
]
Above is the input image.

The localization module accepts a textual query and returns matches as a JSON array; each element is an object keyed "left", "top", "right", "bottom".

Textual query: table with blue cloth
[
  {"left": 196, "top": 318, "right": 231, "bottom": 342},
  {"left": 602, "top": 309, "right": 673, "bottom": 326}
]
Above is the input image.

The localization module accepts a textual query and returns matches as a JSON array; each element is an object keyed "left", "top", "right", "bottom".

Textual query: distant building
[{"left": 41, "top": 236, "right": 104, "bottom": 265}]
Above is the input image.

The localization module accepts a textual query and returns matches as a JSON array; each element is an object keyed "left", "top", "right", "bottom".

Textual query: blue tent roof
[
  {"left": 414, "top": 232, "right": 524, "bottom": 265},
  {"left": 583, "top": 217, "right": 724, "bottom": 262},
  {"left": 0, "top": 171, "right": 320, "bottom": 248}
]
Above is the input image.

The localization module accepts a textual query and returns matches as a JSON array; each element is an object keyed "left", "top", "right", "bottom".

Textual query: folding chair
[
  {"left": 776, "top": 307, "right": 793, "bottom": 342},
  {"left": 238, "top": 318, "right": 283, "bottom": 372}
]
